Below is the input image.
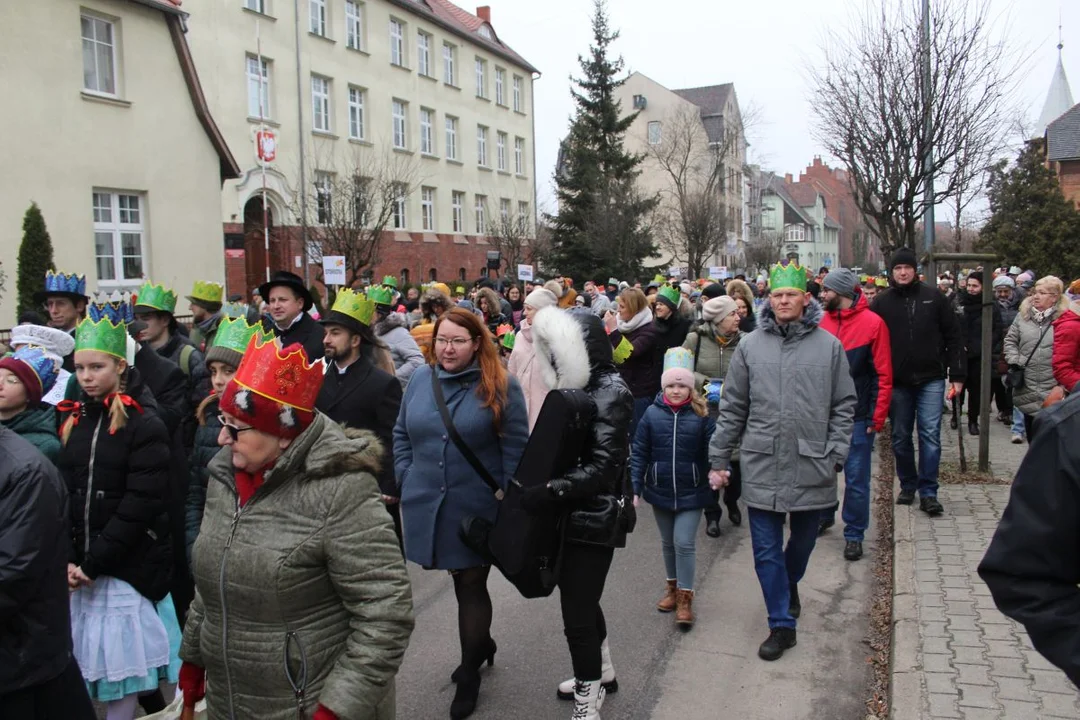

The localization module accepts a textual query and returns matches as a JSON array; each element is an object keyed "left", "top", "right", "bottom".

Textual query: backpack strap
[{"left": 179, "top": 344, "right": 194, "bottom": 377}]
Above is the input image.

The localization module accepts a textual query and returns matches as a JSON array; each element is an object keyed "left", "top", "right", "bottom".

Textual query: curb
[{"left": 890, "top": 476, "right": 924, "bottom": 720}]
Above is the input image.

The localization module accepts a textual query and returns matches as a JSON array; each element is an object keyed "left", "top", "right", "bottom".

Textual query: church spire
[{"left": 1037, "top": 17, "right": 1074, "bottom": 135}]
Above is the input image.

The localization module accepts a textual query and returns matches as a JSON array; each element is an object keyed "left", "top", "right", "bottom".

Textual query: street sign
[
  {"left": 708, "top": 266, "right": 728, "bottom": 280},
  {"left": 517, "top": 264, "right": 534, "bottom": 281},
  {"left": 256, "top": 129, "right": 277, "bottom": 163},
  {"left": 323, "top": 255, "right": 346, "bottom": 285}
]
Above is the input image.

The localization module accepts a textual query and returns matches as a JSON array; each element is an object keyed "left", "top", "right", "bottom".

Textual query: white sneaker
[
  {"left": 571, "top": 679, "right": 605, "bottom": 720},
  {"left": 557, "top": 638, "right": 618, "bottom": 700},
  {"left": 1011, "top": 434, "right": 1023, "bottom": 444}
]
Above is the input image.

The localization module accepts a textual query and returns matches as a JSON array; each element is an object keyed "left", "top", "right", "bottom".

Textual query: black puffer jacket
[
  {"left": 0, "top": 427, "right": 72, "bottom": 693},
  {"left": 871, "top": 280, "right": 966, "bottom": 386},
  {"left": 533, "top": 308, "right": 635, "bottom": 548},
  {"left": 57, "top": 368, "right": 174, "bottom": 601},
  {"left": 186, "top": 396, "right": 222, "bottom": 566}
]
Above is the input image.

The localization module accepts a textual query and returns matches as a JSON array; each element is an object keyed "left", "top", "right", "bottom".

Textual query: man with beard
[
  {"left": 818, "top": 269, "right": 893, "bottom": 560},
  {"left": 185, "top": 281, "right": 225, "bottom": 352},
  {"left": 871, "top": 248, "right": 965, "bottom": 516},
  {"left": 317, "top": 289, "right": 404, "bottom": 544}
]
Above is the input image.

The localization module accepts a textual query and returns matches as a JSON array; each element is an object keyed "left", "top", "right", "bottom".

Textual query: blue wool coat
[
  {"left": 393, "top": 363, "right": 528, "bottom": 569},
  {"left": 631, "top": 394, "right": 716, "bottom": 511}
]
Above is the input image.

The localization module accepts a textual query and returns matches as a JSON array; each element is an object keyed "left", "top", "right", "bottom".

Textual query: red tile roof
[
  {"left": 395, "top": 0, "right": 538, "bottom": 73},
  {"left": 785, "top": 182, "right": 820, "bottom": 209}
]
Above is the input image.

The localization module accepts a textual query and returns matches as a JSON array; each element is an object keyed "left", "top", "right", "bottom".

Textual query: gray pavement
[
  {"left": 891, "top": 411, "right": 1080, "bottom": 719},
  {"left": 397, "top": 477, "right": 876, "bottom": 720}
]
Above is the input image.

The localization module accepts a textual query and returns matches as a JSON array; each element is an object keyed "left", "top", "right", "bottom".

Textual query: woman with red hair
[{"left": 394, "top": 308, "right": 529, "bottom": 719}]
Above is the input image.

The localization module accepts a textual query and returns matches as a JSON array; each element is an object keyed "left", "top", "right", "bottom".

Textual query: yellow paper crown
[
  {"left": 189, "top": 280, "right": 224, "bottom": 304},
  {"left": 329, "top": 288, "right": 375, "bottom": 326}
]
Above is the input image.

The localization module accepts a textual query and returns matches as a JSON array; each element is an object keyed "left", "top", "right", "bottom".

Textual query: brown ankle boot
[
  {"left": 656, "top": 579, "right": 678, "bottom": 612},
  {"left": 675, "top": 589, "right": 695, "bottom": 628}
]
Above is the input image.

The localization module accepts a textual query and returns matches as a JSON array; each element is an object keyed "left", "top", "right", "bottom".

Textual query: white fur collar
[{"left": 531, "top": 307, "right": 591, "bottom": 390}]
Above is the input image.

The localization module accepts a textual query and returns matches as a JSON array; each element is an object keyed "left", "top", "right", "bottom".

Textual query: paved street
[
  {"left": 396, "top": 481, "right": 875, "bottom": 720},
  {"left": 892, "top": 412, "right": 1080, "bottom": 719}
]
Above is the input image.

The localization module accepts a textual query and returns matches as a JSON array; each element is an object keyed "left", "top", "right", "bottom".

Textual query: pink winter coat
[{"left": 507, "top": 319, "right": 550, "bottom": 431}]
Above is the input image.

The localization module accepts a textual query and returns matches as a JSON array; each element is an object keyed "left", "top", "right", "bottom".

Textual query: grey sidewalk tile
[
  {"left": 956, "top": 683, "right": 1000, "bottom": 709},
  {"left": 922, "top": 652, "right": 955, "bottom": 673},
  {"left": 949, "top": 630, "right": 988, "bottom": 648},
  {"left": 992, "top": 675, "right": 1036, "bottom": 701},
  {"left": 997, "top": 699, "right": 1041, "bottom": 717},
  {"left": 928, "top": 692, "right": 963, "bottom": 718},
  {"left": 954, "top": 663, "right": 994, "bottom": 687},
  {"left": 1038, "top": 691, "right": 1080, "bottom": 717},
  {"left": 983, "top": 639, "right": 1022, "bottom": 659},
  {"left": 986, "top": 656, "right": 1030, "bottom": 679},
  {"left": 951, "top": 645, "right": 991, "bottom": 666}
]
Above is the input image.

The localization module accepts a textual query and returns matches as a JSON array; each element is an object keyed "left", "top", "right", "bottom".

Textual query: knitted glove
[{"left": 178, "top": 662, "right": 206, "bottom": 708}]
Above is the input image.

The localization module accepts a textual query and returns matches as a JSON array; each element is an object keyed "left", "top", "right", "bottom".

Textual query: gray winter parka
[
  {"left": 1004, "top": 296, "right": 1069, "bottom": 415},
  {"left": 374, "top": 312, "right": 425, "bottom": 388},
  {"left": 708, "top": 300, "right": 857, "bottom": 513},
  {"left": 180, "top": 415, "right": 414, "bottom": 720}
]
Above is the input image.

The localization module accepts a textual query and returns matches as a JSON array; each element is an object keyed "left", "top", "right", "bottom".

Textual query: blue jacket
[
  {"left": 393, "top": 363, "right": 528, "bottom": 569},
  {"left": 631, "top": 394, "right": 715, "bottom": 511}
]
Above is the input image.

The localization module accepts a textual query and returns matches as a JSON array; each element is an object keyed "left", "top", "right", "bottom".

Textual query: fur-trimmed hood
[
  {"left": 1018, "top": 294, "right": 1070, "bottom": 322},
  {"left": 374, "top": 311, "right": 409, "bottom": 336},
  {"left": 757, "top": 296, "right": 824, "bottom": 338},
  {"left": 531, "top": 307, "right": 614, "bottom": 390},
  {"left": 262, "top": 414, "right": 384, "bottom": 483}
]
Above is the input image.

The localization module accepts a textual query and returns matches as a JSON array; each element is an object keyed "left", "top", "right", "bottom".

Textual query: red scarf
[
  {"left": 663, "top": 394, "right": 691, "bottom": 411},
  {"left": 235, "top": 469, "right": 266, "bottom": 507}
]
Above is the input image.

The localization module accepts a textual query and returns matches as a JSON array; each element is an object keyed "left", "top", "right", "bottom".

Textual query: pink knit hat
[{"left": 661, "top": 347, "right": 695, "bottom": 389}]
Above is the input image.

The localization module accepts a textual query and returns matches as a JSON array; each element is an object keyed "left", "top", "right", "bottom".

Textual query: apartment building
[
  {"left": 183, "top": 0, "right": 538, "bottom": 294},
  {"left": 760, "top": 174, "right": 840, "bottom": 272},
  {"left": 615, "top": 71, "right": 747, "bottom": 272},
  {"left": 0, "top": 0, "right": 240, "bottom": 324}
]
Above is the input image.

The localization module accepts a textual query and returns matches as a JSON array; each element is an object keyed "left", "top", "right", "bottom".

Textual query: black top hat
[
  {"left": 319, "top": 310, "right": 365, "bottom": 336},
  {"left": 257, "top": 271, "right": 313, "bottom": 312}
]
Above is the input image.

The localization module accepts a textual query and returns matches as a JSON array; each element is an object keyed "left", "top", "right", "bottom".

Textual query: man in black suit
[
  {"left": 316, "top": 290, "right": 404, "bottom": 546},
  {"left": 258, "top": 271, "right": 325, "bottom": 362}
]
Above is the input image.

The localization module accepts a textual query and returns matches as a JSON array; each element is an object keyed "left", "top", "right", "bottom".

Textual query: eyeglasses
[
  {"left": 1033, "top": 289, "right": 1058, "bottom": 297},
  {"left": 434, "top": 337, "right": 474, "bottom": 349},
  {"left": 218, "top": 415, "right": 256, "bottom": 442}
]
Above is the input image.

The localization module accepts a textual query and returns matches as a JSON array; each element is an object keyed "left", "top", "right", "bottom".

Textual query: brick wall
[{"left": 1057, "top": 160, "right": 1080, "bottom": 210}]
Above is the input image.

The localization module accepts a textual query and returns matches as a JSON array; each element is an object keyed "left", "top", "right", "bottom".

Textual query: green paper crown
[
  {"left": 769, "top": 263, "right": 807, "bottom": 292},
  {"left": 211, "top": 316, "right": 274, "bottom": 355},
  {"left": 75, "top": 317, "right": 128, "bottom": 360},
  {"left": 501, "top": 330, "right": 516, "bottom": 350},
  {"left": 331, "top": 289, "right": 376, "bottom": 326},
  {"left": 652, "top": 274, "right": 666, "bottom": 284},
  {"left": 382, "top": 275, "right": 399, "bottom": 289},
  {"left": 657, "top": 285, "right": 681, "bottom": 306},
  {"left": 135, "top": 281, "right": 177, "bottom": 314},
  {"left": 455, "top": 286, "right": 466, "bottom": 294},
  {"left": 367, "top": 286, "right": 394, "bottom": 306},
  {"left": 189, "top": 280, "right": 224, "bottom": 304}
]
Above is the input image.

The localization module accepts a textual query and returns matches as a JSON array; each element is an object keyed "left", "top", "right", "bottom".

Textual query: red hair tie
[
  {"left": 56, "top": 400, "right": 83, "bottom": 428},
  {"left": 103, "top": 393, "right": 144, "bottom": 434}
]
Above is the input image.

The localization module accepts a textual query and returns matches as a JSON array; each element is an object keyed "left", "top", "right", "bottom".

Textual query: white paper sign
[
  {"left": 323, "top": 256, "right": 346, "bottom": 285},
  {"left": 517, "top": 264, "right": 534, "bottom": 281},
  {"left": 668, "top": 267, "right": 684, "bottom": 277},
  {"left": 708, "top": 266, "right": 725, "bottom": 279}
]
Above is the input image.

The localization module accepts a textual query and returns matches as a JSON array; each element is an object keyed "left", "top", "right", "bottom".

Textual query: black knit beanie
[{"left": 890, "top": 247, "right": 918, "bottom": 270}]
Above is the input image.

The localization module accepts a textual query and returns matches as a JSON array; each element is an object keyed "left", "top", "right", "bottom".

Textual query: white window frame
[
  {"left": 244, "top": 0, "right": 266, "bottom": 13},
  {"left": 514, "top": 136, "right": 524, "bottom": 175},
  {"left": 475, "top": 57, "right": 486, "bottom": 98},
  {"left": 474, "top": 195, "right": 487, "bottom": 234},
  {"left": 452, "top": 191, "right": 465, "bottom": 232},
  {"left": 496, "top": 132, "right": 507, "bottom": 171},
  {"left": 443, "top": 42, "right": 456, "bottom": 85},
  {"left": 499, "top": 198, "right": 510, "bottom": 225},
  {"left": 311, "top": 75, "right": 331, "bottom": 132},
  {"left": 309, "top": 0, "right": 326, "bottom": 36},
  {"left": 348, "top": 86, "right": 365, "bottom": 140},
  {"left": 392, "top": 184, "right": 407, "bottom": 229},
  {"left": 421, "top": 187, "right": 435, "bottom": 231},
  {"left": 476, "top": 125, "right": 488, "bottom": 166},
  {"left": 648, "top": 121, "right": 662, "bottom": 145},
  {"left": 345, "top": 1, "right": 364, "bottom": 50},
  {"left": 512, "top": 75, "right": 522, "bottom": 112},
  {"left": 517, "top": 201, "right": 530, "bottom": 233},
  {"left": 495, "top": 67, "right": 505, "bottom": 105},
  {"left": 92, "top": 191, "right": 146, "bottom": 287},
  {"left": 416, "top": 31, "right": 431, "bottom": 76},
  {"left": 445, "top": 115, "right": 458, "bottom": 160},
  {"left": 314, "top": 171, "right": 333, "bottom": 224},
  {"left": 389, "top": 18, "right": 405, "bottom": 66},
  {"left": 246, "top": 55, "right": 271, "bottom": 119},
  {"left": 419, "top": 107, "right": 434, "bottom": 155},
  {"left": 81, "top": 13, "right": 118, "bottom": 96},
  {"left": 392, "top": 99, "right": 407, "bottom": 149}
]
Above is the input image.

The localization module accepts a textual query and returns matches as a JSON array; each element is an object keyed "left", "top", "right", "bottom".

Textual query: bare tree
[
  {"left": 809, "top": 0, "right": 1021, "bottom": 255},
  {"left": 485, "top": 197, "right": 537, "bottom": 276},
  {"left": 287, "top": 145, "right": 421, "bottom": 287},
  {"left": 743, "top": 229, "right": 784, "bottom": 274},
  {"left": 645, "top": 104, "right": 754, "bottom": 278}
]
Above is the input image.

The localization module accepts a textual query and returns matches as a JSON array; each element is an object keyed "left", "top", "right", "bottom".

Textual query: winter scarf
[{"left": 617, "top": 307, "right": 653, "bottom": 335}]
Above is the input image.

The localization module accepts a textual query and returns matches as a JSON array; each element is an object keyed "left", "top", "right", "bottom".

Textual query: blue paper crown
[
  {"left": 8, "top": 346, "right": 60, "bottom": 395},
  {"left": 88, "top": 291, "right": 135, "bottom": 325},
  {"left": 663, "top": 347, "right": 695, "bottom": 373},
  {"left": 44, "top": 270, "right": 86, "bottom": 296}
]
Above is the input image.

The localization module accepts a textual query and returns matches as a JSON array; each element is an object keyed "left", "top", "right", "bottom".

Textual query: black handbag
[
  {"left": 1006, "top": 325, "right": 1050, "bottom": 389},
  {"left": 567, "top": 466, "right": 637, "bottom": 547}
]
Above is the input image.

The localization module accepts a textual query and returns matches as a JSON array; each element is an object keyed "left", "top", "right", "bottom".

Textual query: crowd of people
[{"left": 2, "top": 250, "right": 1079, "bottom": 719}]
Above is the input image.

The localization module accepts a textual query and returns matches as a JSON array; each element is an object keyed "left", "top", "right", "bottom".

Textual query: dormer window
[{"left": 478, "top": 24, "right": 492, "bottom": 40}]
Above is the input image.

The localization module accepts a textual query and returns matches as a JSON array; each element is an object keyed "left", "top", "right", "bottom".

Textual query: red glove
[
  {"left": 178, "top": 662, "right": 206, "bottom": 708},
  {"left": 314, "top": 706, "right": 339, "bottom": 720}
]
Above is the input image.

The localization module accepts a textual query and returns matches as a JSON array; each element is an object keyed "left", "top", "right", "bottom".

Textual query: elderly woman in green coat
[{"left": 178, "top": 337, "right": 413, "bottom": 720}]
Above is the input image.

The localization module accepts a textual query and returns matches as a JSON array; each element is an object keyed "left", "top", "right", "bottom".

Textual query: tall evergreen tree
[
  {"left": 16, "top": 202, "right": 56, "bottom": 318},
  {"left": 549, "top": 0, "right": 656, "bottom": 282},
  {"left": 978, "top": 140, "right": 1080, "bottom": 282}
]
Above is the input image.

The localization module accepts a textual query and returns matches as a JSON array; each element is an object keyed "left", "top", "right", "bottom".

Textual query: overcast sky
[{"left": 489, "top": 0, "right": 1080, "bottom": 214}]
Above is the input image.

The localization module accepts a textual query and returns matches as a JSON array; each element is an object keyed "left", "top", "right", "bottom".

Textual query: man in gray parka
[{"left": 708, "top": 262, "right": 856, "bottom": 662}]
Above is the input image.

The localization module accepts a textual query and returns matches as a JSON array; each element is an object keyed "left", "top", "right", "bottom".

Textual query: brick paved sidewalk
[{"left": 892, "top": 417, "right": 1080, "bottom": 719}]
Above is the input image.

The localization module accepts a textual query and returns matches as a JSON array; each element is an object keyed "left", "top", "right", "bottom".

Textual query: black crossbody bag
[
  {"left": 1006, "top": 324, "right": 1050, "bottom": 389},
  {"left": 431, "top": 369, "right": 504, "bottom": 500}
]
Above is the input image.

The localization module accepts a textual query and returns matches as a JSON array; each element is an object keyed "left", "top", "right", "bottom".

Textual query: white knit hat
[
  {"left": 525, "top": 288, "right": 558, "bottom": 309},
  {"left": 702, "top": 295, "right": 738, "bottom": 322}
]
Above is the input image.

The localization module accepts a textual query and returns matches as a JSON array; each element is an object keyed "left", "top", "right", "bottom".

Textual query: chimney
[
  {"left": 784, "top": 173, "right": 793, "bottom": 184},
  {"left": 476, "top": 6, "right": 491, "bottom": 23}
]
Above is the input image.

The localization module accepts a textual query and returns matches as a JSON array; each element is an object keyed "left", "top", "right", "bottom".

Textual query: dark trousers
[
  {"left": 0, "top": 658, "right": 96, "bottom": 720},
  {"left": 558, "top": 543, "right": 614, "bottom": 681},
  {"left": 704, "top": 460, "right": 743, "bottom": 522},
  {"left": 961, "top": 359, "right": 1011, "bottom": 420},
  {"left": 1023, "top": 413, "right": 1036, "bottom": 443}
]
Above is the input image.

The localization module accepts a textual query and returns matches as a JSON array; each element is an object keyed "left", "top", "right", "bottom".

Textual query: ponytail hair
[
  {"left": 107, "top": 369, "right": 131, "bottom": 435},
  {"left": 690, "top": 388, "right": 708, "bottom": 418}
]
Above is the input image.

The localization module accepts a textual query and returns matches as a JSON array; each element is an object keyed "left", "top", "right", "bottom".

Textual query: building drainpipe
[
  {"left": 530, "top": 71, "right": 540, "bottom": 264},
  {"left": 293, "top": 0, "right": 310, "bottom": 287}
]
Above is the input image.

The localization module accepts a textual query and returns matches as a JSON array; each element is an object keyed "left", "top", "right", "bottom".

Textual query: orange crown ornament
[{"left": 220, "top": 334, "right": 325, "bottom": 438}]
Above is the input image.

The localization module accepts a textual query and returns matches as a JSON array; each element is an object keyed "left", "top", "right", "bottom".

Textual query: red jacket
[
  {"left": 820, "top": 291, "right": 893, "bottom": 431},
  {"left": 1052, "top": 306, "right": 1080, "bottom": 394}
]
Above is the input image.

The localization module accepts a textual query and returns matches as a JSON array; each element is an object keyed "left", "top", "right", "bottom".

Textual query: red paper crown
[{"left": 232, "top": 333, "right": 324, "bottom": 413}]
